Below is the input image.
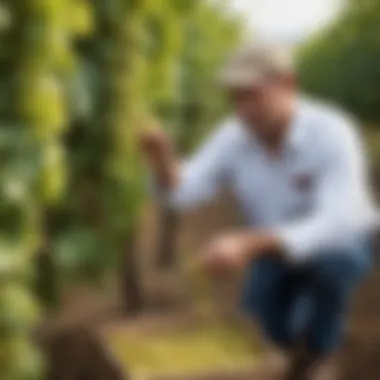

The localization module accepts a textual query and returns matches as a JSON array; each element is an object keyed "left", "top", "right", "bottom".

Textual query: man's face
[{"left": 229, "top": 74, "right": 295, "bottom": 136}]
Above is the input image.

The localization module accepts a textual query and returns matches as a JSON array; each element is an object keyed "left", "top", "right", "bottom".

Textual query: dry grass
[{"left": 105, "top": 323, "right": 257, "bottom": 378}]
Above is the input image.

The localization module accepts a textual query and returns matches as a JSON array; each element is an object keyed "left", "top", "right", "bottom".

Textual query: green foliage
[
  {"left": 0, "top": 0, "right": 82, "bottom": 377},
  {"left": 0, "top": 0, "right": 244, "bottom": 372},
  {"left": 0, "top": 335, "right": 44, "bottom": 380},
  {"left": 54, "top": 226, "right": 116, "bottom": 282},
  {"left": 173, "top": 1, "right": 243, "bottom": 153},
  {"left": 0, "top": 285, "right": 40, "bottom": 334},
  {"left": 297, "top": 0, "right": 380, "bottom": 124},
  {"left": 56, "top": 0, "right": 243, "bottom": 284}
]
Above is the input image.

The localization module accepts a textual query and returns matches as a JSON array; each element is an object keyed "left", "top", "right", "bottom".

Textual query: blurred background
[{"left": 1, "top": 0, "right": 380, "bottom": 379}]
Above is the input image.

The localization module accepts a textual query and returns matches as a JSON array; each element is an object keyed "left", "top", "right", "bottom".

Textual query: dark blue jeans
[{"left": 242, "top": 240, "right": 372, "bottom": 355}]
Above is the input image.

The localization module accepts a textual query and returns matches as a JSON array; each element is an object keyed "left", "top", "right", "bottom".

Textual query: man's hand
[
  {"left": 198, "top": 231, "right": 282, "bottom": 275},
  {"left": 198, "top": 232, "right": 253, "bottom": 275},
  {"left": 139, "top": 128, "right": 178, "bottom": 189},
  {"left": 139, "top": 128, "right": 173, "bottom": 168}
]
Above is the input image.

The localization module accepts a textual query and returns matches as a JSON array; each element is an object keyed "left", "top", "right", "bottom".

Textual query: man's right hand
[
  {"left": 139, "top": 128, "right": 178, "bottom": 189},
  {"left": 139, "top": 129, "right": 173, "bottom": 167}
]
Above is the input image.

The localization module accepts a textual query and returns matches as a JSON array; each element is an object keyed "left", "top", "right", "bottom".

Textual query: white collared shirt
[{"left": 163, "top": 98, "right": 378, "bottom": 262}]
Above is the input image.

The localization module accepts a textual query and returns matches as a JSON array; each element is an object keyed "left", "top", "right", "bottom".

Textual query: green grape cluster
[
  {"left": 61, "top": 0, "right": 243, "bottom": 280},
  {"left": 0, "top": 0, "right": 90, "bottom": 378},
  {"left": 0, "top": 0, "right": 244, "bottom": 375},
  {"left": 0, "top": 141, "right": 44, "bottom": 379},
  {"left": 0, "top": 0, "right": 244, "bottom": 319}
]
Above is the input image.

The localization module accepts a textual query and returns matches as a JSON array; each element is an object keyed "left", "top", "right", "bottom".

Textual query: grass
[{"left": 105, "top": 323, "right": 257, "bottom": 377}]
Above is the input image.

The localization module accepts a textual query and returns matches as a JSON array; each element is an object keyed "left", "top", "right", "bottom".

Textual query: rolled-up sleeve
[
  {"left": 276, "top": 119, "right": 378, "bottom": 262},
  {"left": 155, "top": 122, "right": 234, "bottom": 210}
]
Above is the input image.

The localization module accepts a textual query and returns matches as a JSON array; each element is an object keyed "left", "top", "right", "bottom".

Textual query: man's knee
[
  {"left": 309, "top": 253, "right": 369, "bottom": 308},
  {"left": 242, "top": 258, "right": 289, "bottom": 314}
]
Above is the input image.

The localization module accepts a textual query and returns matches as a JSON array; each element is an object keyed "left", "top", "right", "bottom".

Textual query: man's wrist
[{"left": 154, "top": 159, "right": 179, "bottom": 189}]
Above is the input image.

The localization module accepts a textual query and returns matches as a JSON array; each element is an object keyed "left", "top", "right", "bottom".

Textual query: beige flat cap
[{"left": 218, "top": 42, "right": 295, "bottom": 89}]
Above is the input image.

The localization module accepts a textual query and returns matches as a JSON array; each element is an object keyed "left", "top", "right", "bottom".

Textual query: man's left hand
[
  {"left": 198, "top": 231, "right": 282, "bottom": 275},
  {"left": 198, "top": 232, "right": 253, "bottom": 275}
]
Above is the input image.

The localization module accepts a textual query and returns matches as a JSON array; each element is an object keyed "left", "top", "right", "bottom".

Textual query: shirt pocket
[
  {"left": 292, "top": 171, "right": 316, "bottom": 194},
  {"left": 284, "top": 169, "right": 317, "bottom": 220}
]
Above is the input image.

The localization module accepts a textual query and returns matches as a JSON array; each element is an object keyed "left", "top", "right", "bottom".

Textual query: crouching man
[{"left": 140, "top": 43, "right": 378, "bottom": 379}]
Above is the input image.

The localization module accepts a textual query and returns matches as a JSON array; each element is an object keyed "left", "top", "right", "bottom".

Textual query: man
[{"left": 139, "top": 43, "right": 378, "bottom": 379}]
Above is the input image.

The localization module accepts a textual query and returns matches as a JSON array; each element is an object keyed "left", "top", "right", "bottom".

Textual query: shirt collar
[
  {"left": 240, "top": 97, "right": 305, "bottom": 155},
  {"left": 285, "top": 97, "right": 304, "bottom": 153}
]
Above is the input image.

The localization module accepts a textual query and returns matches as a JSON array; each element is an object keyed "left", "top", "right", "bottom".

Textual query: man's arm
[
  {"left": 140, "top": 122, "right": 234, "bottom": 210},
  {"left": 275, "top": 118, "right": 377, "bottom": 262},
  {"left": 243, "top": 119, "right": 376, "bottom": 263},
  {"left": 199, "top": 117, "right": 378, "bottom": 274}
]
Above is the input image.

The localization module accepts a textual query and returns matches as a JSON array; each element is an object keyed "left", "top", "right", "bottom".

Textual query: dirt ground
[
  {"left": 338, "top": 268, "right": 380, "bottom": 380},
  {"left": 41, "top": 271, "right": 380, "bottom": 380},
  {"left": 41, "top": 195, "right": 380, "bottom": 379}
]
